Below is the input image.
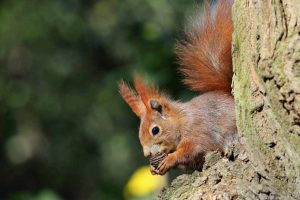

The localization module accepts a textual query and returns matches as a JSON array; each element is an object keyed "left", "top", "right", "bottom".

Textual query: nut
[{"left": 149, "top": 152, "right": 167, "bottom": 169}]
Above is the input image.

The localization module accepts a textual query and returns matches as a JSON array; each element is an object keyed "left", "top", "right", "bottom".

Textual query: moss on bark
[{"left": 232, "top": 0, "right": 300, "bottom": 198}]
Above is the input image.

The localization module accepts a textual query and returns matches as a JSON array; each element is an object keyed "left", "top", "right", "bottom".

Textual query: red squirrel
[{"left": 119, "top": 0, "right": 237, "bottom": 175}]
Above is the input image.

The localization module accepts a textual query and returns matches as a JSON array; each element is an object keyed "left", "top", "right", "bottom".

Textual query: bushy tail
[{"left": 176, "top": 0, "right": 233, "bottom": 93}]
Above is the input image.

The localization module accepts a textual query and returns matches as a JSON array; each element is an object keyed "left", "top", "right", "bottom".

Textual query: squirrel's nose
[{"left": 143, "top": 146, "right": 150, "bottom": 157}]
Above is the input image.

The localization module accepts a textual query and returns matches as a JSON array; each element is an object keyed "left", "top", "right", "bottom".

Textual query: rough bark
[
  {"left": 156, "top": 146, "right": 273, "bottom": 200},
  {"left": 156, "top": 1, "right": 300, "bottom": 199},
  {"left": 232, "top": 0, "right": 300, "bottom": 198}
]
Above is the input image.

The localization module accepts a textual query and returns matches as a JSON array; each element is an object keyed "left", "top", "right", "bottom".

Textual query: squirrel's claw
[
  {"left": 150, "top": 165, "right": 159, "bottom": 175},
  {"left": 157, "top": 154, "right": 176, "bottom": 175}
]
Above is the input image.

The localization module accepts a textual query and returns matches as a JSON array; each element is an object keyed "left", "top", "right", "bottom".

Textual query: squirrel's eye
[{"left": 151, "top": 126, "right": 160, "bottom": 136}]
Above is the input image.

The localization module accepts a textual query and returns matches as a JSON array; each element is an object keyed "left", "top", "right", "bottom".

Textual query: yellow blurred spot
[{"left": 124, "top": 166, "right": 167, "bottom": 199}]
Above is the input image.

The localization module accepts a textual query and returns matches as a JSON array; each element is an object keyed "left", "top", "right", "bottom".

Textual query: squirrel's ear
[
  {"left": 150, "top": 99, "right": 162, "bottom": 113},
  {"left": 118, "top": 80, "right": 145, "bottom": 117},
  {"left": 133, "top": 74, "right": 160, "bottom": 111},
  {"left": 150, "top": 99, "right": 173, "bottom": 118}
]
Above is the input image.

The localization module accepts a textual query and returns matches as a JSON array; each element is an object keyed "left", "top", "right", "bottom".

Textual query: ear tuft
[
  {"left": 133, "top": 74, "right": 160, "bottom": 111},
  {"left": 118, "top": 80, "right": 145, "bottom": 117}
]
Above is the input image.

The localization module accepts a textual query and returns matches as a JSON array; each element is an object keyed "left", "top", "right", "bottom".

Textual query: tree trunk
[
  {"left": 156, "top": 1, "right": 300, "bottom": 199},
  {"left": 232, "top": 0, "right": 300, "bottom": 198}
]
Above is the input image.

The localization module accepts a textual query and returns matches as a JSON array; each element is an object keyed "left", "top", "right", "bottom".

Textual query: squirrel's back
[{"left": 176, "top": 0, "right": 233, "bottom": 93}]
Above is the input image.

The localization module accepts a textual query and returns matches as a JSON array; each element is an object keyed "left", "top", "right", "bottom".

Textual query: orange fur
[
  {"left": 118, "top": 80, "right": 145, "bottom": 117},
  {"left": 176, "top": 0, "right": 233, "bottom": 92},
  {"left": 133, "top": 74, "right": 160, "bottom": 112}
]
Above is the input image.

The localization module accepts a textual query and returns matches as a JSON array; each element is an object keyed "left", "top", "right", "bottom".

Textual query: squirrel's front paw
[
  {"left": 150, "top": 165, "right": 159, "bottom": 175},
  {"left": 157, "top": 154, "right": 176, "bottom": 175}
]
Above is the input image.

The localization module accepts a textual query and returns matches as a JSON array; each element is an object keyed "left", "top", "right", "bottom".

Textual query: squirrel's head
[{"left": 118, "top": 75, "right": 182, "bottom": 157}]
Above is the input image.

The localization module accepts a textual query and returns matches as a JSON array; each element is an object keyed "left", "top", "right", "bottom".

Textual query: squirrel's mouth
[{"left": 149, "top": 144, "right": 176, "bottom": 156}]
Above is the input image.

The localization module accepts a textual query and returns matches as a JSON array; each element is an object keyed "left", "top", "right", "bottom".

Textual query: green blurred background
[{"left": 0, "top": 0, "right": 202, "bottom": 199}]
